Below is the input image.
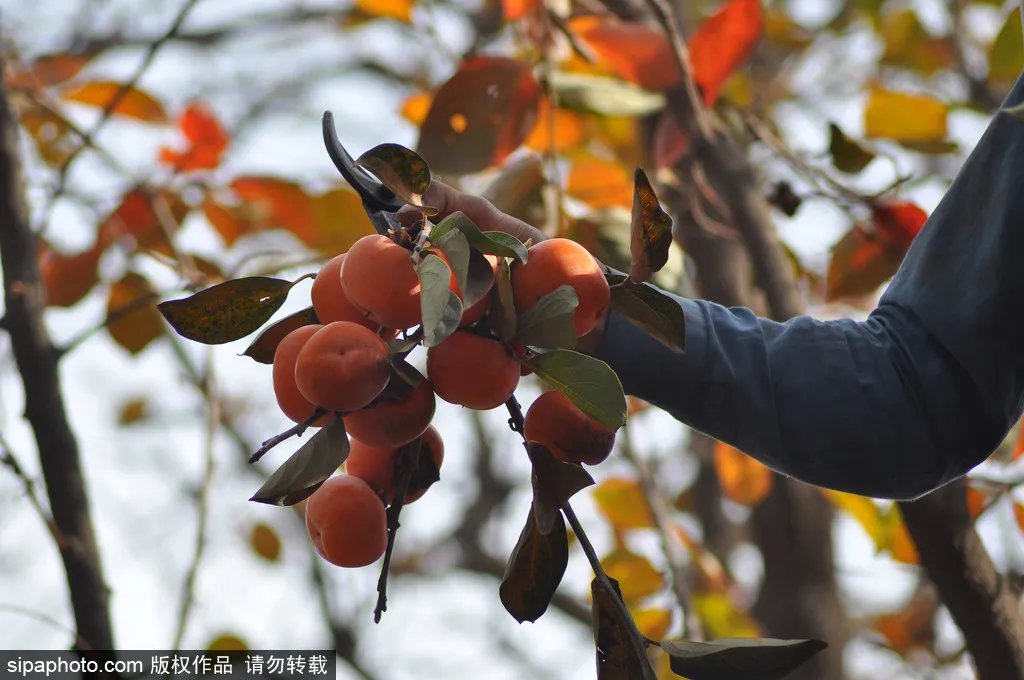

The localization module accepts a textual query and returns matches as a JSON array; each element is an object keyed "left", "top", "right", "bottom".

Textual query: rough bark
[
  {"left": 0, "top": 61, "right": 115, "bottom": 651},
  {"left": 900, "top": 481, "right": 1024, "bottom": 679}
]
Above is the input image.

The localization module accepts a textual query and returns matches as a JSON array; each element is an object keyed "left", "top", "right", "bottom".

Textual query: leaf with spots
[
  {"left": 158, "top": 276, "right": 298, "bottom": 345},
  {"left": 628, "top": 168, "right": 672, "bottom": 283},
  {"left": 417, "top": 56, "right": 542, "bottom": 175},
  {"left": 499, "top": 503, "right": 568, "bottom": 623},
  {"left": 357, "top": 143, "right": 436, "bottom": 215}
]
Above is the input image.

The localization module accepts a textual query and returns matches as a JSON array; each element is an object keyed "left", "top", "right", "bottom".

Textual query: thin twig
[
  {"left": 0, "top": 602, "right": 90, "bottom": 649},
  {"left": 619, "top": 427, "right": 703, "bottom": 640},
  {"left": 0, "top": 432, "right": 64, "bottom": 547},
  {"left": 58, "top": 290, "right": 161, "bottom": 357},
  {"left": 171, "top": 346, "right": 218, "bottom": 651},
  {"left": 248, "top": 409, "right": 326, "bottom": 464},
  {"left": 374, "top": 437, "right": 422, "bottom": 623},
  {"left": 45, "top": 0, "right": 204, "bottom": 212}
]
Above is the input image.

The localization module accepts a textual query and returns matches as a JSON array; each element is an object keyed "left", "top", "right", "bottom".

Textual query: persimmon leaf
[
  {"left": 158, "top": 276, "right": 296, "bottom": 344},
  {"left": 499, "top": 504, "right": 568, "bottom": 623},
  {"left": 513, "top": 285, "right": 578, "bottom": 349},
  {"left": 662, "top": 637, "right": 827, "bottom": 680},
  {"left": 357, "top": 143, "right": 436, "bottom": 215},
  {"left": 628, "top": 168, "right": 672, "bottom": 283},
  {"left": 527, "top": 349, "right": 626, "bottom": 429},
  {"left": 242, "top": 307, "right": 320, "bottom": 364},
  {"left": 417, "top": 253, "right": 462, "bottom": 347},
  {"left": 250, "top": 416, "right": 350, "bottom": 506}
]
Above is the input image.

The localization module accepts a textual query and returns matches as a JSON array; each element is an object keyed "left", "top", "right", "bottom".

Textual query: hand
[
  {"left": 400, "top": 181, "right": 608, "bottom": 354},
  {"left": 398, "top": 181, "right": 546, "bottom": 245}
]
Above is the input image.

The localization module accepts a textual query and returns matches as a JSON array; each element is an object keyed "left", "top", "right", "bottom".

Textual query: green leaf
[
  {"left": 628, "top": 168, "right": 672, "bottom": 283},
  {"left": 988, "top": 7, "right": 1023, "bottom": 85},
  {"left": 828, "top": 123, "right": 875, "bottom": 174},
  {"left": 608, "top": 275, "right": 686, "bottom": 351},
  {"left": 250, "top": 416, "right": 350, "bottom": 506},
  {"left": 158, "top": 276, "right": 295, "bottom": 345},
  {"left": 434, "top": 229, "right": 470, "bottom": 298},
  {"left": 464, "top": 249, "right": 496, "bottom": 309},
  {"left": 357, "top": 143, "right": 436, "bottom": 214},
  {"left": 242, "top": 306, "right": 319, "bottom": 364},
  {"left": 431, "top": 211, "right": 528, "bottom": 263},
  {"left": 512, "top": 285, "right": 578, "bottom": 349},
  {"left": 551, "top": 71, "right": 665, "bottom": 117},
  {"left": 528, "top": 442, "right": 594, "bottom": 534},
  {"left": 527, "top": 349, "right": 627, "bottom": 429},
  {"left": 499, "top": 504, "right": 568, "bottom": 623},
  {"left": 592, "top": 577, "right": 657, "bottom": 680},
  {"left": 417, "top": 253, "right": 462, "bottom": 347},
  {"left": 662, "top": 638, "right": 827, "bottom": 680},
  {"left": 491, "top": 258, "right": 518, "bottom": 341}
]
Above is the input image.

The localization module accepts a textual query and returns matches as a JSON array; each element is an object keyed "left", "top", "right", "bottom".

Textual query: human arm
[{"left": 594, "top": 74, "right": 1024, "bottom": 500}]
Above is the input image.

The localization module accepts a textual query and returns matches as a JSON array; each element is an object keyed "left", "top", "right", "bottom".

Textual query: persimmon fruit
[
  {"left": 524, "top": 390, "right": 617, "bottom": 465},
  {"left": 427, "top": 330, "right": 520, "bottom": 410},
  {"left": 311, "top": 253, "right": 395, "bottom": 339},
  {"left": 346, "top": 426, "right": 445, "bottom": 504},
  {"left": 294, "top": 321, "right": 391, "bottom": 413},
  {"left": 272, "top": 324, "right": 331, "bottom": 425},
  {"left": 344, "top": 375, "right": 436, "bottom": 448},
  {"left": 305, "top": 475, "right": 387, "bottom": 567},
  {"left": 511, "top": 238, "right": 610, "bottom": 337},
  {"left": 341, "top": 234, "right": 421, "bottom": 330}
]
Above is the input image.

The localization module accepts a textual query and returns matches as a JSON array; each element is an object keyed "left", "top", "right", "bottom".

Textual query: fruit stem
[
  {"left": 248, "top": 409, "right": 326, "bottom": 464},
  {"left": 373, "top": 436, "right": 423, "bottom": 623}
]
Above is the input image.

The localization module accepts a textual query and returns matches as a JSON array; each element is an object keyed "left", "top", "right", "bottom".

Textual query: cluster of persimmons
[{"left": 273, "top": 231, "right": 617, "bottom": 568}]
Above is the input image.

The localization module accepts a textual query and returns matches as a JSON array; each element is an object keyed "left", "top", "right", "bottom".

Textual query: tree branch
[
  {"left": 899, "top": 481, "right": 1024, "bottom": 679},
  {"left": 0, "top": 58, "right": 114, "bottom": 651}
]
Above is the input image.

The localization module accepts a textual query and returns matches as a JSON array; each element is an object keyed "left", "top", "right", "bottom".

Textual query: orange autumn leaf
[
  {"left": 1011, "top": 417, "right": 1024, "bottom": 460},
  {"left": 106, "top": 272, "right": 164, "bottom": 355},
  {"left": 689, "top": 0, "right": 764, "bottom": 105},
  {"left": 1015, "top": 503, "right": 1024, "bottom": 534},
  {"left": 98, "top": 189, "right": 189, "bottom": 254},
  {"left": 965, "top": 485, "right": 991, "bottom": 520},
  {"left": 159, "top": 103, "right": 229, "bottom": 172},
  {"left": 567, "top": 154, "right": 634, "bottom": 209},
  {"left": 230, "top": 176, "right": 315, "bottom": 237},
  {"left": 871, "top": 200, "right": 927, "bottom": 248},
  {"left": 593, "top": 477, "right": 654, "bottom": 530},
  {"left": 37, "top": 241, "right": 101, "bottom": 308},
  {"left": 524, "top": 100, "right": 585, "bottom": 153},
  {"left": 503, "top": 0, "right": 540, "bottom": 21},
  {"left": 62, "top": 80, "right": 168, "bottom": 123},
  {"left": 568, "top": 16, "right": 681, "bottom": 91},
  {"left": 355, "top": 0, "right": 414, "bottom": 22},
  {"left": 713, "top": 440, "right": 772, "bottom": 506},
  {"left": 652, "top": 110, "right": 689, "bottom": 169},
  {"left": 7, "top": 52, "right": 92, "bottom": 90},
  {"left": 887, "top": 512, "right": 919, "bottom": 565},
  {"left": 417, "top": 56, "right": 542, "bottom": 175},
  {"left": 874, "top": 588, "right": 938, "bottom": 657}
]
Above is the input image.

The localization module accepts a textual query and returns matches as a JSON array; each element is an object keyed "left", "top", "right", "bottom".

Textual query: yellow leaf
[
  {"left": 864, "top": 87, "right": 947, "bottom": 142},
  {"left": 693, "top": 591, "right": 761, "bottom": 639},
  {"left": 988, "top": 7, "right": 1023, "bottom": 85},
  {"left": 354, "top": 0, "right": 414, "bottom": 22},
  {"left": 600, "top": 548, "right": 663, "bottom": 602},
  {"left": 107, "top": 272, "right": 163, "bottom": 354},
  {"left": 885, "top": 507, "right": 919, "bottom": 565},
  {"left": 593, "top": 477, "right": 654, "bottom": 530},
  {"left": 62, "top": 80, "right": 168, "bottom": 123},
  {"left": 632, "top": 607, "right": 672, "bottom": 640},
  {"left": 567, "top": 154, "right": 634, "bottom": 209},
  {"left": 206, "top": 634, "right": 248, "bottom": 651},
  {"left": 250, "top": 522, "right": 282, "bottom": 562},
  {"left": 823, "top": 489, "right": 886, "bottom": 548},
  {"left": 713, "top": 440, "right": 772, "bottom": 506}
]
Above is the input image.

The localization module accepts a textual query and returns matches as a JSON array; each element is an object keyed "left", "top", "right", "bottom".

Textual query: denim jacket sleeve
[{"left": 595, "top": 73, "right": 1024, "bottom": 500}]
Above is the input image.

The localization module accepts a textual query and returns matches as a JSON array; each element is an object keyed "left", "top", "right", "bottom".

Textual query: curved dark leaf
[
  {"left": 607, "top": 275, "right": 685, "bottom": 351},
  {"left": 628, "top": 168, "right": 672, "bottom": 283},
  {"left": 662, "top": 637, "right": 827, "bottom": 680},
  {"left": 592, "top": 577, "right": 657, "bottom": 680},
  {"left": 250, "top": 416, "right": 350, "bottom": 506},
  {"left": 491, "top": 258, "right": 518, "bottom": 341},
  {"left": 158, "top": 276, "right": 295, "bottom": 344},
  {"left": 528, "top": 443, "right": 594, "bottom": 534},
  {"left": 499, "top": 504, "right": 568, "bottom": 623},
  {"left": 242, "top": 306, "right": 319, "bottom": 364}
]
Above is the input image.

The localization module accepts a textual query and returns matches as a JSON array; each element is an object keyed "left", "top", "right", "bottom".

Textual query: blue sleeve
[{"left": 597, "top": 73, "right": 1024, "bottom": 500}]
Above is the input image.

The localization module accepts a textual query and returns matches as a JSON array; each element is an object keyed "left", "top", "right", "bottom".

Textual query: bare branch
[{"left": 0, "top": 56, "right": 115, "bottom": 651}]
